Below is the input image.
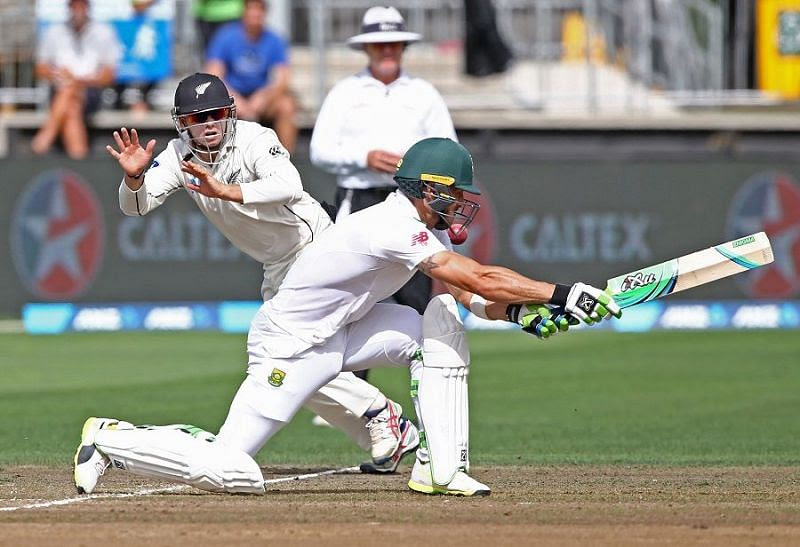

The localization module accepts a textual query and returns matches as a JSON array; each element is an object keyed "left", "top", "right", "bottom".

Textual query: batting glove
[
  {"left": 548, "top": 306, "right": 581, "bottom": 331},
  {"left": 506, "top": 304, "right": 559, "bottom": 340},
  {"left": 559, "top": 282, "right": 622, "bottom": 325}
]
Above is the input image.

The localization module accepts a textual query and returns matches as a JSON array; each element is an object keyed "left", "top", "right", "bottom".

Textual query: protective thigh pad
[
  {"left": 422, "top": 294, "right": 469, "bottom": 369},
  {"left": 95, "top": 425, "right": 264, "bottom": 494},
  {"left": 419, "top": 294, "right": 470, "bottom": 485}
]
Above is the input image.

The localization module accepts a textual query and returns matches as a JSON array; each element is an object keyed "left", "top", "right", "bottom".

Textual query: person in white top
[
  {"left": 74, "top": 137, "right": 622, "bottom": 497},
  {"left": 310, "top": 5, "right": 457, "bottom": 384},
  {"left": 90, "top": 73, "right": 419, "bottom": 485},
  {"left": 32, "top": 0, "right": 121, "bottom": 159}
]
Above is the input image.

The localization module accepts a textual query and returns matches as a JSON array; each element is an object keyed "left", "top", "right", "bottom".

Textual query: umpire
[{"left": 310, "top": 6, "right": 457, "bottom": 330}]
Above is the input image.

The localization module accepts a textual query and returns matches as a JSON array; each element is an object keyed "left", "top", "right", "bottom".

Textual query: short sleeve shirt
[
  {"left": 37, "top": 21, "right": 121, "bottom": 80},
  {"left": 206, "top": 22, "right": 288, "bottom": 95},
  {"left": 259, "top": 191, "right": 452, "bottom": 357}
]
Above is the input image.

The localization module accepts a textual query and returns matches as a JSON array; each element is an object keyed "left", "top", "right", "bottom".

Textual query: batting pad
[
  {"left": 419, "top": 367, "right": 469, "bottom": 486},
  {"left": 94, "top": 426, "right": 265, "bottom": 494},
  {"left": 419, "top": 294, "right": 470, "bottom": 485}
]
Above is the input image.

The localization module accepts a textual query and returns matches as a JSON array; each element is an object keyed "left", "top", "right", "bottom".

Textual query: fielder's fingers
[
  {"left": 120, "top": 127, "right": 131, "bottom": 146},
  {"left": 105, "top": 145, "right": 121, "bottom": 160},
  {"left": 130, "top": 128, "right": 140, "bottom": 146},
  {"left": 112, "top": 131, "right": 125, "bottom": 150}
]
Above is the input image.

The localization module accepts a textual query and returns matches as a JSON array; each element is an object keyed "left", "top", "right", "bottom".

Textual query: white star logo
[{"left": 22, "top": 183, "right": 88, "bottom": 283}]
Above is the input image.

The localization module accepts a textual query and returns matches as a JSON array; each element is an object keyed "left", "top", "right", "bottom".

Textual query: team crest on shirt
[
  {"left": 268, "top": 144, "right": 287, "bottom": 158},
  {"left": 268, "top": 368, "right": 286, "bottom": 387},
  {"left": 411, "top": 231, "right": 429, "bottom": 246}
]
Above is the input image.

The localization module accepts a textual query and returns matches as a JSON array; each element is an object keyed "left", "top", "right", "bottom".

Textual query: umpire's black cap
[{"left": 173, "top": 73, "right": 233, "bottom": 116}]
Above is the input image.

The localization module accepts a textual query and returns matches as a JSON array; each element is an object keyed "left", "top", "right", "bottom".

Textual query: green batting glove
[
  {"left": 548, "top": 306, "right": 580, "bottom": 331},
  {"left": 506, "top": 304, "right": 558, "bottom": 340}
]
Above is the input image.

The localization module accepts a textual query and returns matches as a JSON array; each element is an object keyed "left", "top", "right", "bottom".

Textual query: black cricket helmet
[
  {"left": 171, "top": 73, "right": 237, "bottom": 164},
  {"left": 394, "top": 138, "right": 480, "bottom": 235}
]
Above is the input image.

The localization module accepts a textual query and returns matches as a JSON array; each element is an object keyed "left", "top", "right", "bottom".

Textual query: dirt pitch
[{"left": 2, "top": 464, "right": 799, "bottom": 546}]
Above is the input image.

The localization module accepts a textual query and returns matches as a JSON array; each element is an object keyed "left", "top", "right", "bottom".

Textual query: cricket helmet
[
  {"left": 394, "top": 138, "right": 481, "bottom": 234},
  {"left": 171, "top": 73, "right": 237, "bottom": 164}
]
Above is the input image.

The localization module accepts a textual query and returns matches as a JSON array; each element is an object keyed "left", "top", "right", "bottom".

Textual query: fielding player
[
  {"left": 101, "top": 72, "right": 419, "bottom": 476},
  {"left": 77, "top": 137, "right": 620, "bottom": 496}
]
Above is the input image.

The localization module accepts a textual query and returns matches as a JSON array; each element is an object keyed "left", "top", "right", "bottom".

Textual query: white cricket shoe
[
  {"left": 73, "top": 417, "right": 118, "bottom": 494},
  {"left": 359, "top": 417, "right": 420, "bottom": 474},
  {"left": 311, "top": 415, "right": 333, "bottom": 428},
  {"left": 407, "top": 459, "right": 491, "bottom": 497},
  {"left": 365, "top": 400, "right": 407, "bottom": 464}
]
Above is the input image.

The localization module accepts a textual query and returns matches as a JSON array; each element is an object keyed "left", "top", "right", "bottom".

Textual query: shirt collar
[
  {"left": 357, "top": 69, "right": 411, "bottom": 88},
  {"left": 386, "top": 190, "right": 424, "bottom": 224}
]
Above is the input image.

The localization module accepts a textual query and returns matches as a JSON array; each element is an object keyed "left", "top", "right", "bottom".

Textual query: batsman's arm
[
  {"left": 420, "top": 251, "right": 556, "bottom": 306},
  {"left": 420, "top": 250, "right": 620, "bottom": 324}
]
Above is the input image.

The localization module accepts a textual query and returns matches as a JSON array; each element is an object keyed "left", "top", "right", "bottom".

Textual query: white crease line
[{"left": 0, "top": 466, "right": 360, "bottom": 512}]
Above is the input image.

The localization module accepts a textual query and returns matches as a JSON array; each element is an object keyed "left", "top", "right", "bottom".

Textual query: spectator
[
  {"left": 113, "top": 0, "right": 168, "bottom": 114},
  {"left": 32, "top": 0, "right": 121, "bottom": 159},
  {"left": 205, "top": 0, "right": 297, "bottom": 153},
  {"left": 193, "top": 0, "right": 244, "bottom": 53},
  {"left": 310, "top": 5, "right": 457, "bottom": 322}
]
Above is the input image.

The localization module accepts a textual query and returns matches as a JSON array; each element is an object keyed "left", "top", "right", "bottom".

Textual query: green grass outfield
[{"left": 1, "top": 330, "right": 798, "bottom": 467}]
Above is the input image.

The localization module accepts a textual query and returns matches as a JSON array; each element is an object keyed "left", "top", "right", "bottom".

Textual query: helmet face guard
[
  {"left": 171, "top": 105, "right": 237, "bottom": 166},
  {"left": 423, "top": 182, "right": 480, "bottom": 236}
]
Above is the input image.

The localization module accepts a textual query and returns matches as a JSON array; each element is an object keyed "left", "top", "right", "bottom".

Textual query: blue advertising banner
[{"left": 22, "top": 300, "right": 800, "bottom": 334}]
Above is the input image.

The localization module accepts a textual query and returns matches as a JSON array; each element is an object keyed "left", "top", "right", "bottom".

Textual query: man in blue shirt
[{"left": 205, "top": 0, "right": 297, "bottom": 153}]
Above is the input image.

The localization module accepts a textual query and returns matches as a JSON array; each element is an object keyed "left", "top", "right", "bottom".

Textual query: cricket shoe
[
  {"left": 73, "top": 417, "right": 120, "bottom": 494},
  {"left": 364, "top": 400, "right": 408, "bottom": 465},
  {"left": 359, "top": 417, "right": 420, "bottom": 474},
  {"left": 407, "top": 459, "right": 490, "bottom": 497}
]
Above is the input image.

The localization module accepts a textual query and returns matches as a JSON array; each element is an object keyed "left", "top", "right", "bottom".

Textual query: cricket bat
[{"left": 605, "top": 232, "right": 774, "bottom": 309}]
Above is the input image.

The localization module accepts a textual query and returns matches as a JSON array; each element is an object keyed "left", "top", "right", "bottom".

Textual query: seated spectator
[
  {"left": 113, "top": 0, "right": 170, "bottom": 114},
  {"left": 193, "top": 0, "right": 244, "bottom": 53},
  {"left": 32, "top": 0, "right": 121, "bottom": 159},
  {"left": 204, "top": 0, "right": 297, "bottom": 153}
]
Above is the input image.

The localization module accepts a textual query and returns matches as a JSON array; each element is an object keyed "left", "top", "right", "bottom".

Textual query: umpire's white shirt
[
  {"left": 252, "top": 191, "right": 452, "bottom": 359},
  {"left": 118, "top": 120, "right": 332, "bottom": 297},
  {"left": 309, "top": 70, "right": 456, "bottom": 190}
]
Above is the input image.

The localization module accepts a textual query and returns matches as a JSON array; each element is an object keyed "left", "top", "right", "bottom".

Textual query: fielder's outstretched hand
[
  {"left": 564, "top": 282, "right": 622, "bottom": 324},
  {"left": 106, "top": 127, "right": 156, "bottom": 180},
  {"left": 507, "top": 304, "right": 559, "bottom": 340},
  {"left": 180, "top": 160, "right": 242, "bottom": 202}
]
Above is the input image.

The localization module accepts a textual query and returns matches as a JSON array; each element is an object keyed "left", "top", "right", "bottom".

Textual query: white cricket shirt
[
  {"left": 309, "top": 70, "right": 457, "bottom": 190},
  {"left": 254, "top": 191, "right": 453, "bottom": 358},
  {"left": 118, "top": 121, "right": 332, "bottom": 289}
]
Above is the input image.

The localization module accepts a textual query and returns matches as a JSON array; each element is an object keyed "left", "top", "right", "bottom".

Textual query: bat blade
[{"left": 605, "top": 232, "right": 774, "bottom": 309}]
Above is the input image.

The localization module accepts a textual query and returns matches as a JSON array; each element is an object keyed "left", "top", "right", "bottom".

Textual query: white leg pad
[
  {"left": 418, "top": 294, "right": 470, "bottom": 486},
  {"left": 95, "top": 426, "right": 265, "bottom": 494}
]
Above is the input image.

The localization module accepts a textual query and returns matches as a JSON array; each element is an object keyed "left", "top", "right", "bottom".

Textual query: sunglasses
[{"left": 182, "top": 108, "right": 229, "bottom": 126}]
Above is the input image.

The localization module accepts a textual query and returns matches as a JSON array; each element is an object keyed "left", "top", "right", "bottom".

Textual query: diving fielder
[
  {"left": 77, "top": 137, "right": 620, "bottom": 496},
  {"left": 103, "top": 73, "right": 418, "bottom": 475}
]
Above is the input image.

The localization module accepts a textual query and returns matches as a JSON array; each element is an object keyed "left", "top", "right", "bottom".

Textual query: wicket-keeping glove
[
  {"left": 506, "top": 304, "right": 559, "bottom": 339},
  {"left": 552, "top": 282, "right": 622, "bottom": 325}
]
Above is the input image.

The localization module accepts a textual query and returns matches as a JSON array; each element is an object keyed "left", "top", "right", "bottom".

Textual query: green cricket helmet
[{"left": 394, "top": 138, "right": 481, "bottom": 234}]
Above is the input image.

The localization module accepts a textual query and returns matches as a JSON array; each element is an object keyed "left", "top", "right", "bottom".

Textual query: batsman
[{"left": 75, "top": 138, "right": 621, "bottom": 496}]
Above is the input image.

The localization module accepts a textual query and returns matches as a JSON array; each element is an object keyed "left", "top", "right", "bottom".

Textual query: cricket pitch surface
[{"left": 2, "top": 465, "right": 799, "bottom": 546}]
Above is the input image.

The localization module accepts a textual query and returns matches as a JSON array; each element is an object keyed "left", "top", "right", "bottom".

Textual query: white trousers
[
  {"left": 262, "top": 267, "right": 408, "bottom": 450},
  {"left": 216, "top": 303, "right": 422, "bottom": 457}
]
